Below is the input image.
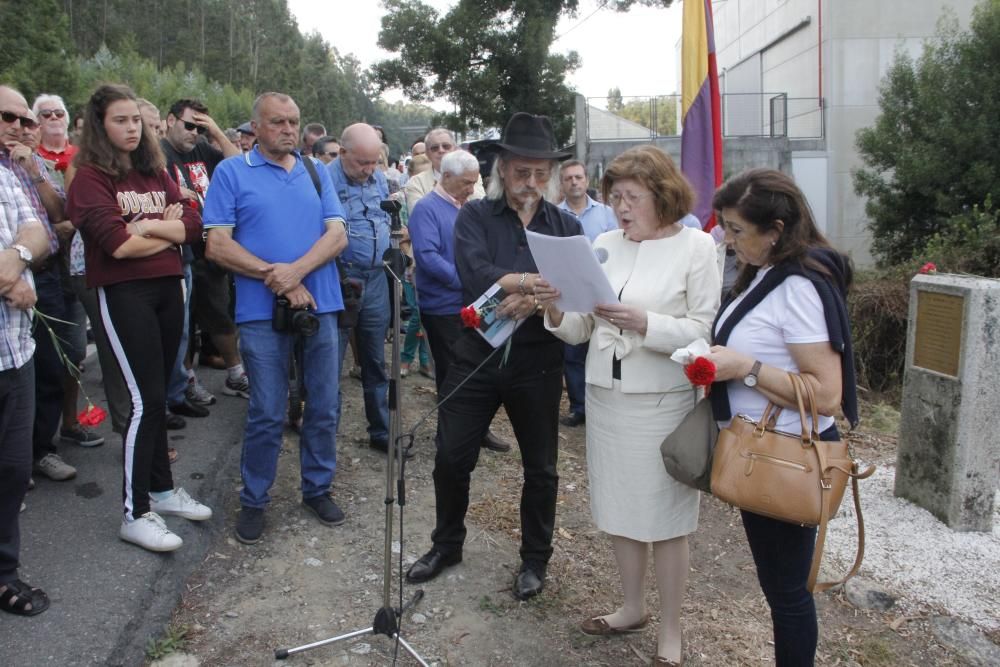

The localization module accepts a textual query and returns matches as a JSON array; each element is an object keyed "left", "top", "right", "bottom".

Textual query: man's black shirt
[{"left": 454, "top": 196, "right": 583, "bottom": 347}]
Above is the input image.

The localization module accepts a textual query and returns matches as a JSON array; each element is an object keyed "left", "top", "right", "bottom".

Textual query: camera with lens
[{"left": 272, "top": 297, "right": 320, "bottom": 337}]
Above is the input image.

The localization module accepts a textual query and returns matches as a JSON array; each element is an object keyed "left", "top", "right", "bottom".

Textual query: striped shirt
[
  {"left": 0, "top": 164, "right": 41, "bottom": 370},
  {"left": 0, "top": 149, "right": 61, "bottom": 256}
]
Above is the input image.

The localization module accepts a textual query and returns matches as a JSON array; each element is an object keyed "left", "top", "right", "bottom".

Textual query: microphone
[{"left": 595, "top": 247, "right": 609, "bottom": 264}]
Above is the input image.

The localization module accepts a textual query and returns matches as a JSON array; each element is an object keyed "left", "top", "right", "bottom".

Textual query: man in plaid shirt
[{"left": 0, "top": 158, "right": 52, "bottom": 616}]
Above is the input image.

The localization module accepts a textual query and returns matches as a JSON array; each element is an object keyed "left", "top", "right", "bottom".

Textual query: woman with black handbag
[{"left": 704, "top": 168, "right": 858, "bottom": 666}]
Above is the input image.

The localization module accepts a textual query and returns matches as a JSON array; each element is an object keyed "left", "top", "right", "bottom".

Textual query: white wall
[{"left": 709, "top": 0, "right": 978, "bottom": 265}]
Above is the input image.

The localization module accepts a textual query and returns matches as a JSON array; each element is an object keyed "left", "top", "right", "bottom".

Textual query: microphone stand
[{"left": 275, "top": 199, "right": 428, "bottom": 666}]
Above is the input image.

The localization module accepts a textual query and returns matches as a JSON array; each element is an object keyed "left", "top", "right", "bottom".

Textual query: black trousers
[
  {"left": 430, "top": 334, "right": 563, "bottom": 564},
  {"left": 420, "top": 312, "right": 462, "bottom": 396},
  {"left": 30, "top": 269, "right": 66, "bottom": 461},
  {"left": 0, "top": 360, "right": 34, "bottom": 585},
  {"left": 98, "top": 277, "right": 182, "bottom": 520}
]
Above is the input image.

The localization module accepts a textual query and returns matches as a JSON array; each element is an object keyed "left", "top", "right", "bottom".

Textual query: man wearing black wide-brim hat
[{"left": 406, "top": 113, "right": 582, "bottom": 600}]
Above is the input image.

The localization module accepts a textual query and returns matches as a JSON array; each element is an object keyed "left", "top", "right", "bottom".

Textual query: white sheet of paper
[{"left": 525, "top": 231, "right": 618, "bottom": 313}]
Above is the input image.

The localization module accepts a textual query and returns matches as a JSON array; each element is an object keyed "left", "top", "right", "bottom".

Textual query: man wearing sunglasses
[
  {"left": 31, "top": 95, "right": 75, "bottom": 174},
  {"left": 161, "top": 99, "right": 246, "bottom": 417},
  {"left": 1, "top": 86, "right": 82, "bottom": 481},
  {"left": 403, "top": 127, "right": 485, "bottom": 214}
]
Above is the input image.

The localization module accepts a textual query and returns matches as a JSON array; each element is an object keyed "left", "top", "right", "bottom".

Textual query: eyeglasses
[
  {"left": 427, "top": 142, "right": 454, "bottom": 152},
  {"left": 608, "top": 191, "right": 653, "bottom": 208},
  {"left": 319, "top": 150, "right": 339, "bottom": 158},
  {"left": 182, "top": 120, "right": 207, "bottom": 135},
  {"left": 511, "top": 167, "right": 551, "bottom": 182},
  {"left": 38, "top": 109, "right": 66, "bottom": 120},
  {"left": 0, "top": 110, "right": 38, "bottom": 130}
]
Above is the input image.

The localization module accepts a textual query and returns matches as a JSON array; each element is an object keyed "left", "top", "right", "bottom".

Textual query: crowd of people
[{"left": 0, "top": 81, "right": 857, "bottom": 667}]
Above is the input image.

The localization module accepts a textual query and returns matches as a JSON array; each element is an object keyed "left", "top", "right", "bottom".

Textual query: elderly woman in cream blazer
[{"left": 537, "top": 146, "right": 719, "bottom": 666}]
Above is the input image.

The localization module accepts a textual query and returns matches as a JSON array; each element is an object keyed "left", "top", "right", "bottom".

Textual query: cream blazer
[{"left": 546, "top": 226, "right": 721, "bottom": 394}]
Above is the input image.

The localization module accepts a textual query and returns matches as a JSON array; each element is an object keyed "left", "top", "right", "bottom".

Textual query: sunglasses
[
  {"left": 427, "top": 142, "right": 454, "bottom": 152},
  {"left": 39, "top": 109, "right": 66, "bottom": 120},
  {"left": 0, "top": 110, "right": 38, "bottom": 130},
  {"left": 182, "top": 120, "right": 207, "bottom": 135}
]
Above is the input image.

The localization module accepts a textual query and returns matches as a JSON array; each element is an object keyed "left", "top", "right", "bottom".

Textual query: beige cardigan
[
  {"left": 546, "top": 226, "right": 721, "bottom": 394},
  {"left": 403, "top": 168, "right": 486, "bottom": 213}
]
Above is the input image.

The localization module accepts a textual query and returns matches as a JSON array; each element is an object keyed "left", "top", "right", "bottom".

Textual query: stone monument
[{"left": 895, "top": 273, "right": 1000, "bottom": 531}]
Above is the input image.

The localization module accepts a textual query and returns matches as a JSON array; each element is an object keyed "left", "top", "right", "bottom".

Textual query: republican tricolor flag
[{"left": 681, "top": 0, "right": 723, "bottom": 232}]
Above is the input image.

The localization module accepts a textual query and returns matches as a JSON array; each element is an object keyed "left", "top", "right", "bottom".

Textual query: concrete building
[
  {"left": 709, "top": 0, "right": 979, "bottom": 264},
  {"left": 575, "top": 1, "right": 979, "bottom": 265}
]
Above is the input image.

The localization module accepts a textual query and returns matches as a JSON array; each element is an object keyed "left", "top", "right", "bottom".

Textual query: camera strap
[{"left": 302, "top": 154, "right": 350, "bottom": 279}]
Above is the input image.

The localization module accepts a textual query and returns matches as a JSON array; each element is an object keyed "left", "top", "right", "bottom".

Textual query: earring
[{"left": 770, "top": 240, "right": 776, "bottom": 246}]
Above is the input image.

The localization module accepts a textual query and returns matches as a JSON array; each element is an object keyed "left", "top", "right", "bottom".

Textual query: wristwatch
[
  {"left": 743, "top": 360, "right": 762, "bottom": 388},
  {"left": 11, "top": 244, "right": 32, "bottom": 266}
]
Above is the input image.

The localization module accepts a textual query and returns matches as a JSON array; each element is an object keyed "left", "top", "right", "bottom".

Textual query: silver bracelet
[{"left": 518, "top": 272, "right": 528, "bottom": 295}]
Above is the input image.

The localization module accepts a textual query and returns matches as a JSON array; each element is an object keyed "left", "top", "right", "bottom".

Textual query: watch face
[{"left": 743, "top": 374, "right": 758, "bottom": 388}]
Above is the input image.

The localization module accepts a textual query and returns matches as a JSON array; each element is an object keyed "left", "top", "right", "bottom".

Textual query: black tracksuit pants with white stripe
[{"left": 98, "top": 277, "right": 182, "bottom": 521}]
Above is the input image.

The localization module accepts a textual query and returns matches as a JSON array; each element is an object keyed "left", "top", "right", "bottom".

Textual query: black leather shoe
[
  {"left": 165, "top": 412, "right": 186, "bottom": 430},
  {"left": 169, "top": 399, "right": 209, "bottom": 418},
  {"left": 481, "top": 430, "right": 512, "bottom": 452},
  {"left": 406, "top": 548, "right": 462, "bottom": 584},
  {"left": 559, "top": 412, "right": 585, "bottom": 427},
  {"left": 370, "top": 437, "right": 415, "bottom": 459},
  {"left": 512, "top": 561, "right": 546, "bottom": 600}
]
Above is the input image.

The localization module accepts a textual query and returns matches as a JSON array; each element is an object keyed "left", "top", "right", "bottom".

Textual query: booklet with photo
[{"left": 463, "top": 282, "right": 524, "bottom": 348}]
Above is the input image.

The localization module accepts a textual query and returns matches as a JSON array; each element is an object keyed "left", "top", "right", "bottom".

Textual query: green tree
[
  {"left": 854, "top": 1, "right": 1000, "bottom": 265},
  {"left": 373, "top": 0, "right": 582, "bottom": 144},
  {"left": 0, "top": 0, "right": 78, "bottom": 101},
  {"left": 607, "top": 87, "right": 623, "bottom": 114}
]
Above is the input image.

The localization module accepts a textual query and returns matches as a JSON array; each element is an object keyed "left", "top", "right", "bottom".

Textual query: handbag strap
[{"left": 799, "top": 375, "right": 876, "bottom": 592}]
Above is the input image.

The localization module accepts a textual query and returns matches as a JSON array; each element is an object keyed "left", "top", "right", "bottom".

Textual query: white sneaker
[
  {"left": 150, "top": 488, "right": 212, "bottom": 521},
  {"left": 33, "top": 453, "right": 77, "bottom": 481},
  {"left": 120, "top": 512, "right": 182, "bottom": 552},
  {"left": 185, "top": 377, "right": 217, "bottom": 406},
  {"left": 222, "top": 373, "right": 250, "bottom": 399}
]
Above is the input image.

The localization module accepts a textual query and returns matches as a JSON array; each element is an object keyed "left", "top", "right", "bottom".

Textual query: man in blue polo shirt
[
  {"left": 326, "top": 123, "right": 393, "bottom": 454},
  {"left": 203, "top": 92, "right": 348, "bottom": 544},
  {"left": 556, "top": 160, "right": 618, "bottom": 427}
]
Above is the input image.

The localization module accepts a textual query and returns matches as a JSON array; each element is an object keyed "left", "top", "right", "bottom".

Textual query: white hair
[
  {"left": 32, "top": 94, "right": 69, "bottom": 128},
  {"left": 440, "top": 149, "right": 479, "bottom": 177},
  {"left": 424, "top": 126, "right": 455, "bottom": 144},
  {"left": 485, "top": 151, "right": 562, "bottom": 203}
]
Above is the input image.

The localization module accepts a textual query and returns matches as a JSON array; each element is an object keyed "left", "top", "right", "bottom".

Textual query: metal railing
[{"left": 586, "top": 93, "right": 824, "bottom": 141}]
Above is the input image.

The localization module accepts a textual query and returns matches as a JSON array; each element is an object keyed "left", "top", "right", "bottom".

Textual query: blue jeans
[
  {"left": 167, "top": 263, "right": 193, "bottom": 406},
  {"left": 562, "top": 342, "right": 587, "bottom": 415},
  {"left": 238, "top": 314, "right": 340, "bottom": 508},
  {"left": 401, "top": 281, "right": 429, "bottom": 366},
  {"left": 338, "top": 266, "right": 389, "bottom": 441},
  {"left": 741, "top": 424, "right": 840, "bottom": 667}
]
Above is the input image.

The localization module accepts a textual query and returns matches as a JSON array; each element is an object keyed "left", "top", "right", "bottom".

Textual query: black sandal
[{"left": 0, "top": 579, "right": 50, "bottom": 616}]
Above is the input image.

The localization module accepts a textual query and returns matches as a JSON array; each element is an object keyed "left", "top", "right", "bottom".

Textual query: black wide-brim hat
[{"left": 486, "top": 112, "right": 573, "bottom": 161}]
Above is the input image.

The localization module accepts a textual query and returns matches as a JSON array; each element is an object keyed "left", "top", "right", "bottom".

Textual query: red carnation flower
[
  {"left": 684, "top": 356, "right": 716, "bottom": 387},
  {"left": 918, "top": 262, "right": 937, "bottom": 274},
  {"left": 77, "top": 404, "right": 107, "bottom": 427},
  {"left": 460, "top": 305, "right": 481, "bottom": 329}
]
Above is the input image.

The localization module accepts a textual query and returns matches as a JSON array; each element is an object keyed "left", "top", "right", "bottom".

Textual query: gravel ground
[{"left": 154, "top": 368, "right": 997, "bottom": 666}]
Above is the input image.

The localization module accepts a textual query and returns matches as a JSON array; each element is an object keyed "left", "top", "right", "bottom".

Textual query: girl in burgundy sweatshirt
[{"left": 67, "top": 84, "right": 212, "bottom": 553}]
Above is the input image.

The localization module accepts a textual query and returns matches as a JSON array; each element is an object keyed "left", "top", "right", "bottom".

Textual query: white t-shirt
[{"left": 715, "top": 266, "right": 835, "bottom": 434}]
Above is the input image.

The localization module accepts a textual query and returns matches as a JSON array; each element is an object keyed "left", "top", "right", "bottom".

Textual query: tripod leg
[{"left": 274, "top": 626, "right": 373, "bottom": 659}]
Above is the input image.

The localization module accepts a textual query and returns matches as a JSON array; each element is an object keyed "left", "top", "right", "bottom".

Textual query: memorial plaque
[{"left": 913, "top": 291, "right": 964, "bottom": 377}]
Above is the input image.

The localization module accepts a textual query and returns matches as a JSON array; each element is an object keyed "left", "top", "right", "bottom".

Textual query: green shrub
[{"left": 921, "top": 199, "right": 1000, "bottom": 278}]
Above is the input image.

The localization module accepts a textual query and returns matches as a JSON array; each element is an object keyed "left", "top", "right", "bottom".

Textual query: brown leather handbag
[{"left": 710, "top": 373, "right": 875, "bottom": 592}]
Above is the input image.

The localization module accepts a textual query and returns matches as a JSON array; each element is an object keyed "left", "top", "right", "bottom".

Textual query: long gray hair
[{"left": 485, "top": 150, "right": 562, "bottom": 203}]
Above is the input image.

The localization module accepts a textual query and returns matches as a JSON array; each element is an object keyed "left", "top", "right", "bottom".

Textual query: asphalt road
[{"left": 0, "top": 359, "right": 247, "bottom": 667}]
